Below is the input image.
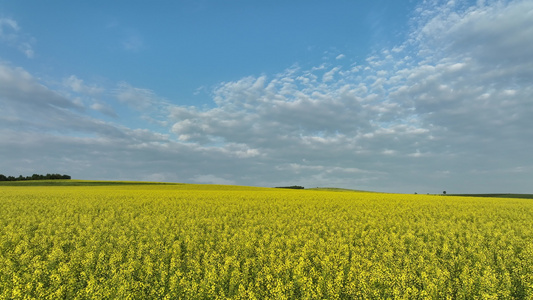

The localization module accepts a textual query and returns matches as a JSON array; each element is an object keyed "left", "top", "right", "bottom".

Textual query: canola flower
[{"left": 1, "top": 184, "right": 533, "bottom": 299}]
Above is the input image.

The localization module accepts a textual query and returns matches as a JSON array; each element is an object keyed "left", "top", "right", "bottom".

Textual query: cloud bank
[{"left": 1, "top": 0, "right": 532, "bottom": 193}]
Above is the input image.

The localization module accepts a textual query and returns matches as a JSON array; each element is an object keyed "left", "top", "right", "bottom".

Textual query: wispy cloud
[
  {"left": 115, "top": 82, "right": 159, "bottom": 110},
  {"left": 113, "top": 81, "right": 171, "bottom": 127},
  {"left": 62, "top": 75, "right": 117, "bottom": 118},
  {"left": 63, "top": 75, "right": 104, "bottom": 96},
  {"left": 104, "top": 19, "right": 145, "bottom": 52},
  {"left": 90, "top": 102, "right": 118, "bottom": 118},
  {"left": 121, "top": 33, "right": 144, "bottom": 52},
  {"left": 0, "top": 17, "right": 35, "bottom": 58}
]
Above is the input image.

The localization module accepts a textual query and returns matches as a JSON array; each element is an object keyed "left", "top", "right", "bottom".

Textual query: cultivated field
[{"left": 1, "top": 182, "right": 532, "bottom": 299}]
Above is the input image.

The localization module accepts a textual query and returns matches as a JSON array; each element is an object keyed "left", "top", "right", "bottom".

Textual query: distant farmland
[{"left": 448, "top": 193, "right": 533, "bottom": 199}]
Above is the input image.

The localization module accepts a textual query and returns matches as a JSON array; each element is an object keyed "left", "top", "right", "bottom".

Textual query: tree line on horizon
[
  {"left": 275, "top": 185, "right": 305, "bottom": 189},
  {"left": 0, "top": 173, "right": 71, "bottom": 181}
]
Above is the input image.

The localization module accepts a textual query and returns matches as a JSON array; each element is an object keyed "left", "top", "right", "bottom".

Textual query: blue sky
[
  {"left": 1, "top": 0, "right": 533, "bottom": 193},
  {"left": 2, "top": 1, "right": 412, "bottom": 106}
]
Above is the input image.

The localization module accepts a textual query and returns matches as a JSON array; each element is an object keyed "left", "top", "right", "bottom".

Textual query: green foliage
[
  {"left": 1, "top": 185, "right": 533, "bottom": 298},
  {"left": 275, "top": 185, "right": 305, "bottom": 189},
  {"left": 0, "top": 173, "right": 71, "bottom": 182}
]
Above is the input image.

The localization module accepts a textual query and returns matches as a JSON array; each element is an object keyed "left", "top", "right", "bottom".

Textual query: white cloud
[
  {"left": 0, "top": 17, "right": 35, "bottom": 58},
  {"left": 64, "top": 75, "right": 104, "bottom": 96},
  {"left": 90, "top": 102, "right": 118, "bottom": 118},
  {"left": 0, "top": 63, "right": 81, "bottom": 111},
  {"left": 1, "top": 62, "right": 124, "bottom": 137},
  {"left": 115, "top": 82, "right": 160, "bottom": 110},
  {"left": 322, "top": 66, "right": 341, "bottom": 82},
  {"left": 0, "top": 18, "right": 19, "bottom": 32},
  {"left": 61, "top": 75, "right": 117, "bottom": 118},
  {"left": 165, "top": 0, "right": 533, "bottom": 192}
]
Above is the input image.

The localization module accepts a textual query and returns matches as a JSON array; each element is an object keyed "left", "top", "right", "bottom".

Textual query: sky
[{"left": 1, "top": 0, "right": 532, "bottom": 194}]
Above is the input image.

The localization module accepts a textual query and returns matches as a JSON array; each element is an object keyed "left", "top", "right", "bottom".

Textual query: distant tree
[
  {"left": 275, "top": 186, "right": 304, "bottom": 189},
  {"left": 443, "top": 191, "right": 447, "bottom": 195},
  {"left": 0, "top": 173, "right": 71, "bottom": 181}
]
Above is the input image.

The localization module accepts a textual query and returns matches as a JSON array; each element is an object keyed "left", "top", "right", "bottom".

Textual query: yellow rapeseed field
[{"left": 1, "top": 183, "right": 533, "bottom": 299}]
